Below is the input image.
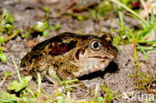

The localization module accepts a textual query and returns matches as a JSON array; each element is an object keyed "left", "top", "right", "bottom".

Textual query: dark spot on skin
[
  {"left": 59, "top": 42, "right": 65, "bottom": 47},
  {"left": 75, "top": 46, "right": 87, "bottom": 60},
  {"left": 49, "top": 40, "right": 78, "bottom": 56},
  {"left": 75, "top": 49, "right": 81, "bottom": 60},
  {"left": 28, "top": 59, "right": 32, "bottom": 64}
]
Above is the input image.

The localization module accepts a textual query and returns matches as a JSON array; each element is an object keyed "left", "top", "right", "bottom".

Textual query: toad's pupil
[{"left": 94, "top": 42, "right": 99, "bottom": 48}]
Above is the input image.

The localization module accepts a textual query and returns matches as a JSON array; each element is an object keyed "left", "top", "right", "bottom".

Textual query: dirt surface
[{"left": 0, "top": 0, "right": 155, "bottom": 102}]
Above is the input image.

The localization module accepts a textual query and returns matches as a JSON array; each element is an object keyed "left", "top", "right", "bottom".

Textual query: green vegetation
[
  {"left": 135, "top": 72, "right": 155, "bottom": 93},
  {"left": 32, "top": 21, "right": 61, "bottom": 36},
  {"left": 0, "top": 0, "right": 155, "bottom": 102},
  {"left": 111, "top": 0, "right": 155, "bottom": 94},
  {"left": 0, "top": 9, "right": 22, "bottom": 62},
  {"left": 33, "top": 21, "right": 49, "bottom": 32},
  {"left": 43, "top": 6, "right": 50, "bottom": 14},
  {"left": 111, "top": 0, "right": 155, "bottom": 65}
]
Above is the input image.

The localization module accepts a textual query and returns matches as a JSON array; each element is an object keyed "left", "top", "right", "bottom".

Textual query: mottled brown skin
[{"left": 21, "top": 32, "right": 117, "bottom": 83}]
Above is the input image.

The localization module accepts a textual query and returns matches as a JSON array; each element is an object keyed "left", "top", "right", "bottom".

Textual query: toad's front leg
[
  {"left": 56, "top": 66, "right": 91, "bottom": 97},
  {"left": 56, "top": 66, "right": 76, "bottom": 81},
  {"left": 56, "top": 64, "right": 89, "bottom": 90}
]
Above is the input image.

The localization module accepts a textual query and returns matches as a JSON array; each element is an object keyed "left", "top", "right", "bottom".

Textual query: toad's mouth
[{"left": 88, "top": 56, "right": 112, "bottom": 60}]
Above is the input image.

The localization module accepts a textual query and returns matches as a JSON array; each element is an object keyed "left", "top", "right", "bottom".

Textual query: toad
[{"left": 20, "top": 32, "right": 117, "bottom": 83}]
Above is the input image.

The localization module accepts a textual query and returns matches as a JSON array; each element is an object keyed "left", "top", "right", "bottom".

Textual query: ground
[{"left": 0, "top": 0, "right": 155, "bottom": 103}]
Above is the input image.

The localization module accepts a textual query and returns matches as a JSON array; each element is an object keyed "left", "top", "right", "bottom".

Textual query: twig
[
  {"left": 3, "top": 30, "right": 21, "bottom": 42},
  {"left": 11, "top": 56, "right": 22, "bottom": 83},
  {"left": 37, "top": 73, "right": 41, "bottom": 95},
  {"left": 133, "top": 42, "right": 139, "bottom": 67}
]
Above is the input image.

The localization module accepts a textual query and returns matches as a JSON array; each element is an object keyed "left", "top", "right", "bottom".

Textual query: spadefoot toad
[{"left": 21, "top": 32, "right": 117, "bottom": 83}]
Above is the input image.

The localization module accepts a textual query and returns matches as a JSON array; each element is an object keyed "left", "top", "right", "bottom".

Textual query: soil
[{"left": 0, "top": 0, "right": 155, "bottom": 102}]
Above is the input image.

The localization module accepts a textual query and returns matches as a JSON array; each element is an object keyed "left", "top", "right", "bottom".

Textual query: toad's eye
[{"left": 89, "top": 40, "right": 102, "bottom": 51}]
